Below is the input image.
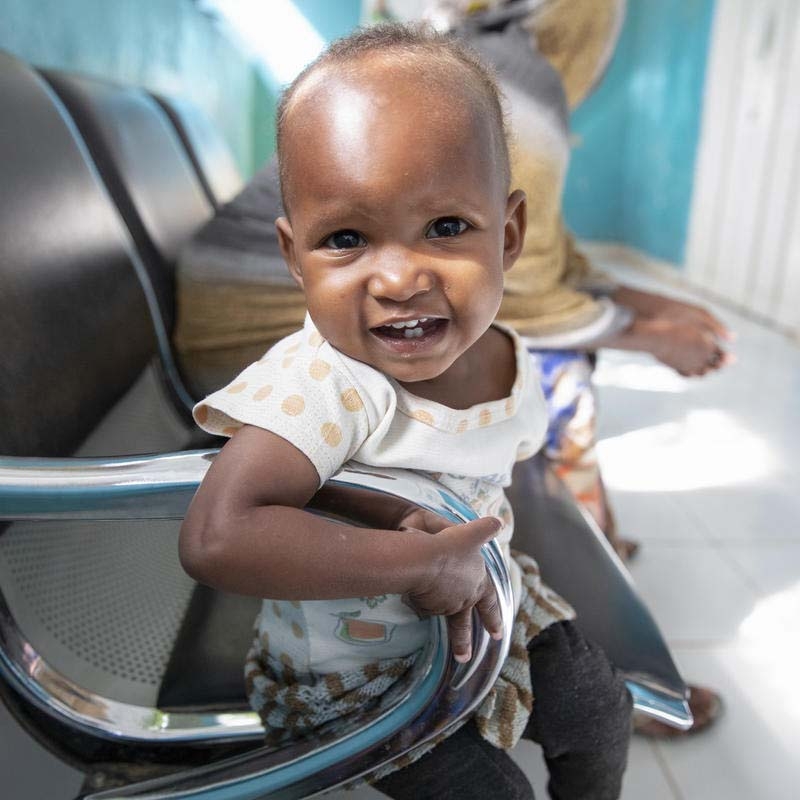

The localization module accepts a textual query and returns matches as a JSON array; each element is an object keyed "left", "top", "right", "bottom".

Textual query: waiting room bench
[{"left": 0, "top": 49, "right": 690, "bottom": 799}]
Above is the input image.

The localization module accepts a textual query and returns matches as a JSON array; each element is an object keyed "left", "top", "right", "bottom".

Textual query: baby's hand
[{"left": 403, "top": 516, "right": 504, "bottom": 663}]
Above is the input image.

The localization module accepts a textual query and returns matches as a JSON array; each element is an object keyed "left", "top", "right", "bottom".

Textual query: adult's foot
[
  {"left": 615, "top": 538, "right": 640, "bottom": 561},
  {"left": 633, "top": 685, "right": 723, "bottom": 738}
]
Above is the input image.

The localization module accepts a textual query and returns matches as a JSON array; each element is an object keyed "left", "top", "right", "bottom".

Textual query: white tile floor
[
  {"left": 330, "top": 261, "right": 800, "bottom": 799},
  {"left": 4, "top": 262, "right": 799, "bottom": 799}
]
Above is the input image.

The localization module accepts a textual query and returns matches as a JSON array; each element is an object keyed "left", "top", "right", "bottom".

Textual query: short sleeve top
[{"left": 194, "top": 314, "right": 546, "bottom": 489}]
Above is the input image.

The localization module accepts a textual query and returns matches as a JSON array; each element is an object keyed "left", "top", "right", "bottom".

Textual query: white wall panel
[
  {"left": 686, "top": 0, "right": 748, "bottom": 291},
  {"left": 749, "top": 13, "right": 800, "bottom": 320},
  {"left": 775, "top": 184, "right": 800, "bottom": 332},
  {"left": 686, "top": 0, "right": 800, "bottom": 337}
]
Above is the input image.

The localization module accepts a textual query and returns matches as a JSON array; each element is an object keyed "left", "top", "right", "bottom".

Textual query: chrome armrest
[
  {"left": 0, "top": 453, "right": 513, "bottom": 799},
  {"left": 0, "top": 451, "right": 216, "bottom": 520}
]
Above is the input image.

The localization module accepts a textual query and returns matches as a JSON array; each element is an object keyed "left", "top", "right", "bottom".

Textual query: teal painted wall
[
  {"left": 0, "top": 0, "right": 363, "bottom": 175},
  {"left": 292, "top": 0, "right": 362, "bottom": 43},
  {"left": 253, "top": 0, "right": 361, "bottom": 164},
  {"left": 0, "top": 0, "right": 276, "bottom": 177},
  {"left": 563, "top": 0, "right": 715, "bottom": 265}
]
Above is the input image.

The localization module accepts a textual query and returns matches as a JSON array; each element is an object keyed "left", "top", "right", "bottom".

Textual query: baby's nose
[{"left": 367, "top": 250, "right": 434, "bottom": 301}]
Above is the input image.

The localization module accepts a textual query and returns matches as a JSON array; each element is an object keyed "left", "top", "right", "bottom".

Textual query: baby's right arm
[{"left": 179, "top": 424, "right": 502, "bottom": 661}]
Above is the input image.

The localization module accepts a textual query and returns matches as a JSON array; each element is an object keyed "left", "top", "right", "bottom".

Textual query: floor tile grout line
[
  {"left": 624, "top": 536, "right": 800, "bottom": 547},
  {"left": 709, "top": 536, "right": 800, "bottom": 544},
  {"left": 667, "top": 639, "right": 740, "bottom": 650},
  {"left": 650, "top": 739, "right": 686, "bottom": 800},
  {"left": 667, "top": 492, "right": 722, "bottom": 545},
  {"left": 707, "top": 538, "right": 768, "bottom": 597}
]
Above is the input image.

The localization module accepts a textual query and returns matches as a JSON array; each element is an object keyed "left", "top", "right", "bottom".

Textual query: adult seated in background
[
  {"left": 173, "top": 0, "right": 727, "bottom": 738},
  {"left": 448, "top": 0, "right": 735, "bottom": 564},
  {"left": 174, "top": 157, "right": 302, "bottom": 399}
]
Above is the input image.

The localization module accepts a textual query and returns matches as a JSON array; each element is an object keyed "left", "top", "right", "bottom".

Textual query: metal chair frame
[{"left": 0, "top": 454, "right": 514, "bottom": 799}]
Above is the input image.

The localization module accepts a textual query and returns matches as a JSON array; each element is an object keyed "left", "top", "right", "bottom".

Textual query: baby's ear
[
  {"left": 502, "top": 190, "right": 527, "bottom": 272},
  {"left": 276, "top": 217, "right": 303, "bottom": 288}
]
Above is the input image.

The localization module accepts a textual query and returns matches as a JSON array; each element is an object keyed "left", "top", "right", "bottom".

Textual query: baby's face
[{"left": 277, "top": 57, "right": 524, "bottom": 387}]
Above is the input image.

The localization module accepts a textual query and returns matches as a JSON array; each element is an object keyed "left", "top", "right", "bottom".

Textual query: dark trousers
[{"left": 374, "top": 621, "right": 632, "bottom": 800}]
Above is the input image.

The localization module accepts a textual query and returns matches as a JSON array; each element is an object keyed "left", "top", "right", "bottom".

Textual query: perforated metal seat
[{"left": 0, "top": 456, "right": 514, "bottom": 798}]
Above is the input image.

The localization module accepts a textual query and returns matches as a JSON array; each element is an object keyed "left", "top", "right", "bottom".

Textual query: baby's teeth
[
  {"left": 403, "top": 327, "right": 424, "bottom": 339},
  {"left": 390, "top": 319, "right": 423, "bottom": 329},
  {"left": 386, "top": 317, "right": 435, "bottom": 334}
]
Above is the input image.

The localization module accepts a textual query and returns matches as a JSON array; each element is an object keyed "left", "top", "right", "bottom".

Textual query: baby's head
[
  {"left": 277, "top": 24, "right": 512, "bottom": 207},
  {"left": 275, "top": 23, "right": 526, "bottom": 386}
]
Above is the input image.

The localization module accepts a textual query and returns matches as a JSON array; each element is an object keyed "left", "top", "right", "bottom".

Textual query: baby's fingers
[
  {"left": 447, "top": 608, "right": 474, "bottom": 663},
  {"left": 448, "top": 515, "right": 503, "bottom": 547},
  {"left": 475, "top": 580, "right": 503, "bottom": 641}
]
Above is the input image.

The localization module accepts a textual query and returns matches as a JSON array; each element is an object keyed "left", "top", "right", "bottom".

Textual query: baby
[{"left": 181, "top": 23, "right": 631, "bottom": 800}]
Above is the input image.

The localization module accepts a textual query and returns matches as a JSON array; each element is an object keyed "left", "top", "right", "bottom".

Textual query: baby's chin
[
  {"left": 341, "top": 347, "right": 456, "bottom": 386},
  {"left": 380, "top": 354, "right": 463, "bottom": 388}
]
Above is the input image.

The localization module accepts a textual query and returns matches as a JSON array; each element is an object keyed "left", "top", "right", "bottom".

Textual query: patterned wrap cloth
[{"left": 528, "top": 350, "right": 610, "bottom": 530}]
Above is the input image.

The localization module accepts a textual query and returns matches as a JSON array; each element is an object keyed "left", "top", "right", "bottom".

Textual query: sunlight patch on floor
[
  {"left": 736, "top": 580, "right": 800, "bottom": 724},
  {"left": 597, "top": 409, "right": 775, "bottom": 492}
]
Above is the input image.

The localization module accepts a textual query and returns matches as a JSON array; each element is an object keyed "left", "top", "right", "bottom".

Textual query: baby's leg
[
  {"left": 524, "top": 620, "right": 632, "bottom": 800},
  {"left": 374, "top": 719, "right": 534, "bottom": 800}
]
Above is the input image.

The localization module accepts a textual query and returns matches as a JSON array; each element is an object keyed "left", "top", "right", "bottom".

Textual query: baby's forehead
[
  {"left": 279, "top": 50, "right": 509, "bottom": 207},
  {"left": 290, "top": 51, "right": 491, "bottom": 125}
]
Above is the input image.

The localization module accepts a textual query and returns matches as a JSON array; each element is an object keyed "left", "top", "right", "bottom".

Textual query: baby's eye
[
  {"left": 426, "top": 217, "right": 469, "bottom": 239},
  {"left": 323, "top": 230, "right": 366, "bottom": 249}
]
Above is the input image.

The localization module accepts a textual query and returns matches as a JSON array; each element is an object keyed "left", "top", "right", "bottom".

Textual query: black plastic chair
[{"left": 153, "top": 93, "right": 245, "bottom": 210}]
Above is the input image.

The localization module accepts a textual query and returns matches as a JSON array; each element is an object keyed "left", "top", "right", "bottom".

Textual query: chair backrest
[
  {"left": 154, "top": 94, "right": 245, "bottom": 210},
  {"left": 39, "top": 69, "right": 214, "bottom": 334},
  {"left": 0, "top": 52, "right": 157, "bottom": 457}
]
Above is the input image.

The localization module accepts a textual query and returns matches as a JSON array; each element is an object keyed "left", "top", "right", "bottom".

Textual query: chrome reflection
[
  {"left": 625, "top": 678, "right": 693, "bottom": 731},
  {"left": 0, "top": 450, "right": 217, "bottom": 520}
]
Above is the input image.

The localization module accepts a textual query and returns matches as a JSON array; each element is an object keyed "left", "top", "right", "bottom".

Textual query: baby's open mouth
[{"left": 371, "top": 317, "right": 444, "bottom": 340}]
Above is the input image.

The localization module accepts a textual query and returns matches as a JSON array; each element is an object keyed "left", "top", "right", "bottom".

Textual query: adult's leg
[
  {"left": 528, "top": 350, "right": 638, "bottom": 560},
  {"left": 524, "top": 620, "right": 632, "bottom": 800},
  {"left": 374, "top": 719, "right": 534, "bottom": 800}
]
